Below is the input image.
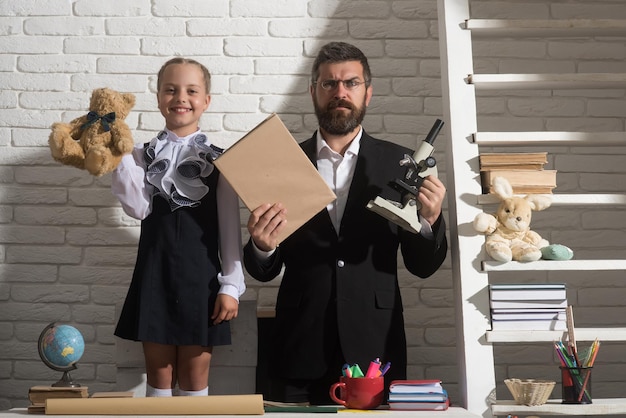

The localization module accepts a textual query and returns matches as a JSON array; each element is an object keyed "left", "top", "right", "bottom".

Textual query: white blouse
[{"left": 111, "top": 128, "right": 245, "bottom": 301}]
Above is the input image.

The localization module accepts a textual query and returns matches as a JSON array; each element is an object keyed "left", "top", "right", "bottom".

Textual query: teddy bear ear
[
  {"left": 123, "top": 93, "right": 136, "bottom": 109},
  {"left": 491, "top": 176, "right": 513, "bottom": 200}
]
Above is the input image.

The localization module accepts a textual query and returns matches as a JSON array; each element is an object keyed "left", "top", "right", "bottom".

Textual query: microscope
[{"left": 366, "top": 119, "right": 444, "bottom": 234}]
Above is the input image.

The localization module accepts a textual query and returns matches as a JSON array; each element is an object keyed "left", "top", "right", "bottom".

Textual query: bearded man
[{"left": 243, "top": 42, "right": 448, "bottom": 405}]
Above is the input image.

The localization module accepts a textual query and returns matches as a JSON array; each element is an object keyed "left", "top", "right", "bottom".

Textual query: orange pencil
[{"left": 577, "top": 341, "right": 600, "bottom": 402}]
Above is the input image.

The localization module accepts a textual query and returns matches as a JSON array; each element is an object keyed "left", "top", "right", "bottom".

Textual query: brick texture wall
[{"left": 1, "top": 0, "right": 626, "bottom": 410}]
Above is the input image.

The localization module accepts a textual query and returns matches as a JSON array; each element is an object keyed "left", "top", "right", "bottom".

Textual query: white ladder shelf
[{"left": 437, "top": 1, "right": 626, "bottom": 417}]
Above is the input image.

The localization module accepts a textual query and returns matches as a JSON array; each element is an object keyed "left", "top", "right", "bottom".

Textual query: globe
[{"left": 38, "top": 323, "right": 85, "bottom": 387}]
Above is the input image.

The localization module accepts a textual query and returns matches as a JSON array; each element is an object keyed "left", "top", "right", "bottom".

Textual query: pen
[{"left": 380, "top": 361, "right": 391, "bottom": 376}]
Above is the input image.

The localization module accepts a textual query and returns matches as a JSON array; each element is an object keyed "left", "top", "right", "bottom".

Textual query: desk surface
[
  {"left": 2, "top": 407, "right": 479, "bottom": 417},
  {"left": 492, "top": 398, "right": 626, "bottom": 416}
]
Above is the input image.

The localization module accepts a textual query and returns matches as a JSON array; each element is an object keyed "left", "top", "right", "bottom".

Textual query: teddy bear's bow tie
[{"left": 81, "top": 111, "right": 116, "bottom": 132}]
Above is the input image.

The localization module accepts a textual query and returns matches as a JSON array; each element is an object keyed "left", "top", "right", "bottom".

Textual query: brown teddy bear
[
  {"left": 49, "top": 88, "right": 136, "bottom": 177},
  {"left": 473, "top": 176, "right": 553, "bottom": 262}
]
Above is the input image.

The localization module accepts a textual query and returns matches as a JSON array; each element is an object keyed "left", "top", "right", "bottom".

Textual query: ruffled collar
[{"left": 143, "top": 129, "right": 223, "bottom": 211}]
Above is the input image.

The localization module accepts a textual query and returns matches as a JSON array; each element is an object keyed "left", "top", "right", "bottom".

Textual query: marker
[
  {"left": 342, "top": 363, "right": 351, "bottom": 378},
  {"left": 365, "top": 358, "right": 381, "bottom": 378},
  {"left": 351, "top": 364, "right": 365, "bottom": 378}
]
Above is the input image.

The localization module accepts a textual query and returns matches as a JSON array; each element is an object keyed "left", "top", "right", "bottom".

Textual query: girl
[{"left": 111, "top": 57, "right": 245, "bottom": 397}]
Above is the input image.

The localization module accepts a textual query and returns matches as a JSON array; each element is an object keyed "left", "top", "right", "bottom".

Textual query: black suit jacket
[{"left": 244, "top": 131, "right": 447, "bottom": 385}]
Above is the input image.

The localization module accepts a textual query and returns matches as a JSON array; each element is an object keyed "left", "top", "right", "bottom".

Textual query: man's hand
[
  {"left": 417, "top": 175, "right": 446, "bottom": 226},
  {"left": 247, "top": 203, "right": 287, "bottom": 252},
  {"left": 211, "top": 294, "right": 239, "bottom": 325}
]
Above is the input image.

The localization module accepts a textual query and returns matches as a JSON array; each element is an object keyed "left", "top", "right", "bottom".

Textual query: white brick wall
[{"left": 1, "top": 0, "right": 626, "bottom": 411}]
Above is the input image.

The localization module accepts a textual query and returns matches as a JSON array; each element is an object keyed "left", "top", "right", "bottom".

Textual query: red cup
[{"left": 329, "top": 377, "right": 384, "bottom": 410}]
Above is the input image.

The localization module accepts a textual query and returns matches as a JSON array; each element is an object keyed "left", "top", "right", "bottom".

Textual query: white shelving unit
[{"left": 437, "top": 1, "right": 626, "bottom": 417}]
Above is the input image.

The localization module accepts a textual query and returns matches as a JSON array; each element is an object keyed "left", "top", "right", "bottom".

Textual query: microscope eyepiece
[{"left": 424, "top": 119, "right": 444, "bottom": 145}]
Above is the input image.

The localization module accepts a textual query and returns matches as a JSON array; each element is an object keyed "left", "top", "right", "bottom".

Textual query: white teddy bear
[{"left": 473, "top": 176, "right": 553, "bottom": 262}]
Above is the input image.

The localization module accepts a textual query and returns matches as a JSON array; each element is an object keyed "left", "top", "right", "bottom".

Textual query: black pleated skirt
[{"left": 115, "top": 192, "right": 231, "bottom": 347}]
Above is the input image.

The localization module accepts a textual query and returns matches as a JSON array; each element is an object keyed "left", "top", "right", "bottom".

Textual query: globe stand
[{"left": 52, "top": 367, "right": 81, "bottom": 388}]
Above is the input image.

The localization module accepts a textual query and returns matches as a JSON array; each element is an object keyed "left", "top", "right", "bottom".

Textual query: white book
[
  {"left": 489, "top": 284, "right": 567, "bottom": 300},
  {"left": 388, "top": 389, "right": 448, "bottom": 402},
  {"left": 389, "top": 380, "right": 444, "bottom": 394},
  {"left": 489, "top": 299, "right": 568, "bottom": 309},
  {"left": 490, "top": 283, "right": 565, "bottom": 290}
]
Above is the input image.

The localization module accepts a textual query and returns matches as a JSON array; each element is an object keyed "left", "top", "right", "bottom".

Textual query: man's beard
[{"left": 314, "top": 97, "right": 367, "bottom": 136}]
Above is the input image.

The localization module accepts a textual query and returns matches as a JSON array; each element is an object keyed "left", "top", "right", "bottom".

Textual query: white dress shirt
[{"left": 316, "top": 128, "right": 361, "bottom": 233}]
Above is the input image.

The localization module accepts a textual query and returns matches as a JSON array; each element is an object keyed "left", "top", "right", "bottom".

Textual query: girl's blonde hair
[{"left": 157, "top": 57, "right": 211, "bottom": 94}]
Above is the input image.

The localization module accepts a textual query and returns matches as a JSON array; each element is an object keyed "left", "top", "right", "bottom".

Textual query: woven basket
[{"left": 504, "top": 378, "right": 556, "bottom": 406}]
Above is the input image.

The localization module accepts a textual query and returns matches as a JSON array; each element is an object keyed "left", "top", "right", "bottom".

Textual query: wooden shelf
[
  {"left": 477, "top": 193, "right": 626, "bottom": 206},
  {"left": 492, "top": 398, "right": 626, "bottom": 416},
  {"left": 473, "top": 131, "right": 626, "bottom": 146},
  {"left": 486, "top": 328, "right": 626, "bottom": 343},
  {"left": 467, "top": 73, "right": 626, "bottom": 90},
  {"left": 465, "top": 19, "right": 626, "bottom": 38},
  {"left": 481, "top": 259, "right": 626, "bottom": 272}
]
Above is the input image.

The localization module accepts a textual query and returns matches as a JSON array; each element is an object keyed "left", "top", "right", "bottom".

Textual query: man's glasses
[{"left": 314, "top": 79, "right": 368, "bottom": 91}]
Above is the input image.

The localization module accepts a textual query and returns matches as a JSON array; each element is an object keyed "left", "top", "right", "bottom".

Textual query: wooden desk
[{"left": 1, "top": 407, "right": 479, "bottom": 417}]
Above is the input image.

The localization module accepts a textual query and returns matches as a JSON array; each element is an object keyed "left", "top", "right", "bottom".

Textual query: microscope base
[{"left": 366, "top": 196, "right": 422, "bottom": 234}]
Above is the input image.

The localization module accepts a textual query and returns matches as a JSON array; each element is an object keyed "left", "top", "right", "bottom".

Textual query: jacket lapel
[{"left": 342, "top": 136, "right": 370, "bottom": 210}]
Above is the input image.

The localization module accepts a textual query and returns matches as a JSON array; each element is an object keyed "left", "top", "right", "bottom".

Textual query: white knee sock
[
  {"left": 178, "top": 387, "right": 208, "bottom": 396},
  {"left": 146, "top": 384, "right": 173, "bottom": 397}
]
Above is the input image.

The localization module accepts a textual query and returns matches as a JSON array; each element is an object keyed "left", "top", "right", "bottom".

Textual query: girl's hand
[{"left": 211, "top": 294, "right": 239, "bottom": 325}]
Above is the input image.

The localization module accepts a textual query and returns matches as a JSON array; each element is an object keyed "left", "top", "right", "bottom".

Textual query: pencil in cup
[{"left": 560, "top": 366, "right": 592, "bottom": 404}]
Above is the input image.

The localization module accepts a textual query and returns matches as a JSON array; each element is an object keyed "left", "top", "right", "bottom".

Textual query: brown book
[
  {"left": 495, "top": 186, "right": 556, "bottom": 194},
  {"left": 481, "top": 169, "right": 557, "bottom": 194},
  {"left": 214, "top": 113, "right": 336, "bottom": 244},
  {"left": 480, "top": 163, "right": 546, "bottom": 171},
  {"left": 479, "top": 152, "right": 548, "bottom": 170},
  {"left": 28, "top": 385, "right": 88, "bottom": 405},
  {"left": 91, "top": 391, "right": 134, "bottom": 398},
  {"left": 27, "top": 404, "right": 45, "bottom": 414}
]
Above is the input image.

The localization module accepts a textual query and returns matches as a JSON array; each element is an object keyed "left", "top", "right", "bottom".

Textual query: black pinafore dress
[{"left": 115, "top": 146, "right": 230, "bottom": 347}]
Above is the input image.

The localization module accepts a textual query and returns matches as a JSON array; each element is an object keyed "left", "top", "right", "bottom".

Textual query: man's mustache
[{"left": 328, "top": 99, "right": 354, "bottom": 111}]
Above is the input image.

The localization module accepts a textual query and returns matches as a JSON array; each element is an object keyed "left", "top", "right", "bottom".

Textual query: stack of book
[
  {"left": 479, "top": 152, "right": 557, "bottom": 194},
  {"left": 28, "top": 385, "right": 89, "bottom": 414},
  {"left": 489, "top": 283, "right": 568, "bottom": 331},
  {"left": 387, "top": 379, "right": 449, "bottom": 411}
]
